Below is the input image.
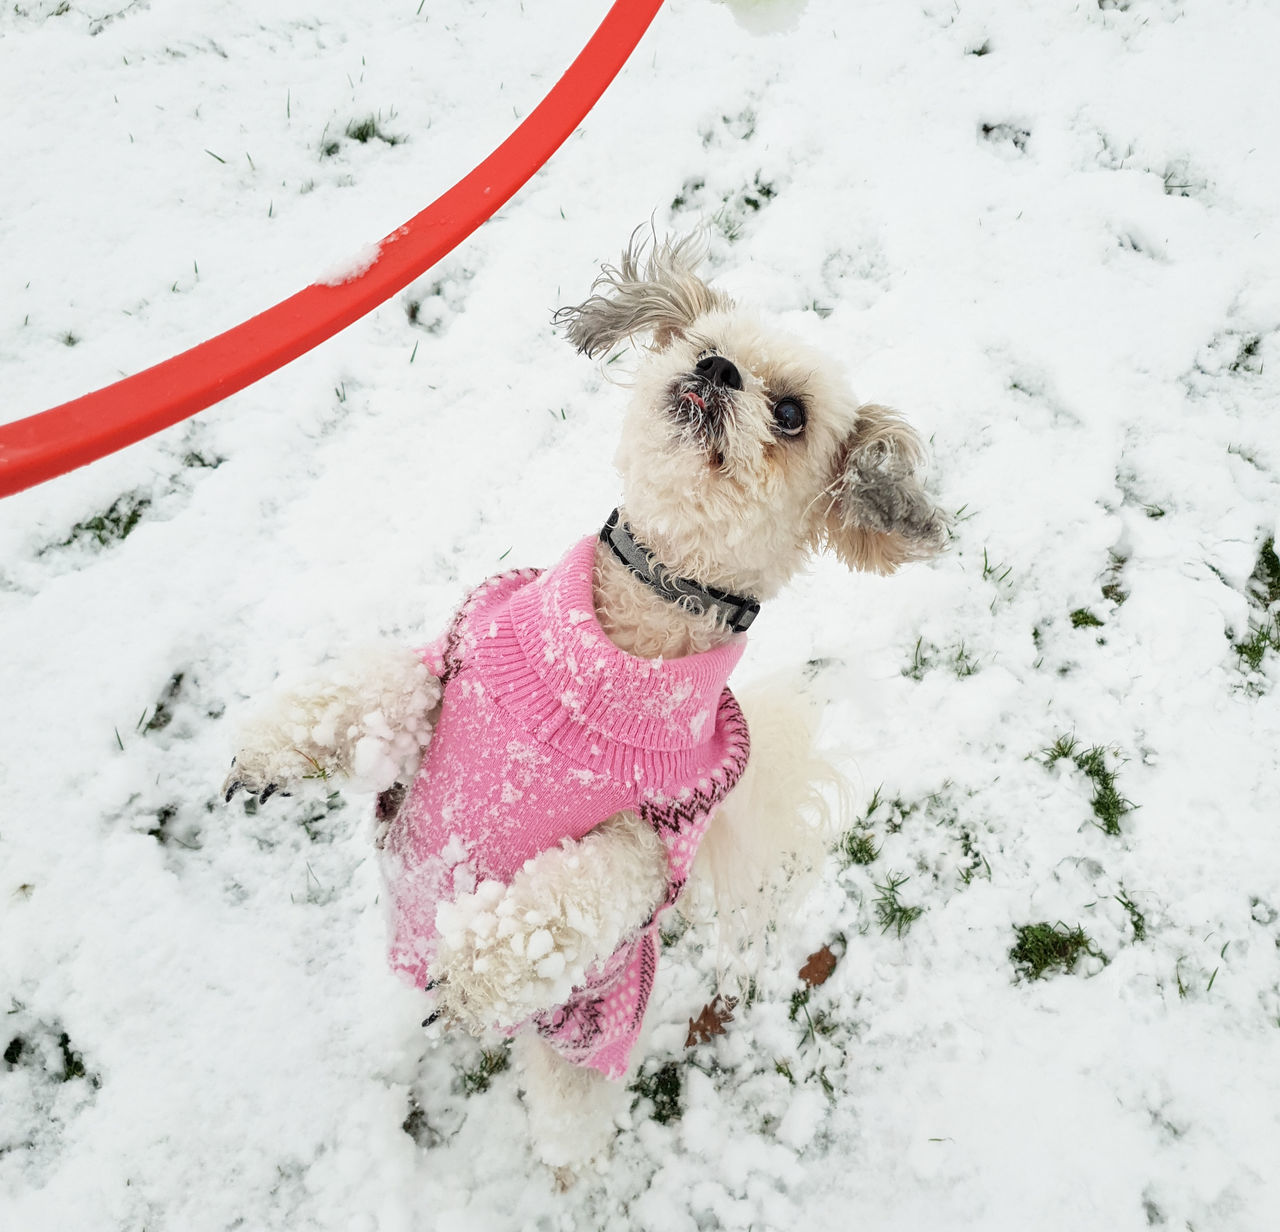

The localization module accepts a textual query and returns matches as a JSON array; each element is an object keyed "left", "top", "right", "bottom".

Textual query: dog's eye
[{"left": 772, "top": 398, "right": 806, "bottom": 436}]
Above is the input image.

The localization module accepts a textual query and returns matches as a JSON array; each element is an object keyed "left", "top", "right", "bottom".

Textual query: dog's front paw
[
  {"left": 221, "top": 745, "right": 319, "bottom": 805},
  {"left": 221, "top": 699, "right": 344, "bottom": 805},
  {"left": 432, "top": 881, "right": 588, "bottom": 1030},
  {"left": 222, "top": 646, "right": 440, "bottom": 806}
]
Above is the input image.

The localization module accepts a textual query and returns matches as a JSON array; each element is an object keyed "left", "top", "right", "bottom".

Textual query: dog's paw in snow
[
  {"left": 511, "top": 1034, "right": 628, "bottom": 1183},
  {"left": 431, "top": 880, "right": 590, "bottom": 1030},
  {"left": 430, "top": 812, "right": 668, "bottom": 1030},
  {"left": 223, "top": 645, "right": 441, "bottom": 803},
  {"left": 222, "top": 749, "right": 310, "bottom": 805}
]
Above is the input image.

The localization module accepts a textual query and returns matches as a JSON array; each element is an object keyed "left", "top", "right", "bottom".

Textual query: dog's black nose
[{"left": 695, "top": 355, "right": 742, "bottom": 390}]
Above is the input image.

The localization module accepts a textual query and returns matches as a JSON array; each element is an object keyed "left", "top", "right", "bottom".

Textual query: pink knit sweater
[{"left": 380, "top": 536, "right": 750, "bottom": 1078}]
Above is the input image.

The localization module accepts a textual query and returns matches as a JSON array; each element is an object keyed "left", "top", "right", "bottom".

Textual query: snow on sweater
[{"left": 380, "top": 535, "right": 750, "bottom": 1078}]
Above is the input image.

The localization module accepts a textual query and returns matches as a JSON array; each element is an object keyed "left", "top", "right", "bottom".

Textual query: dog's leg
[
  {"left": 223, "top": 645, "right": 440, "bottom": 803},
  {"left": 511, "top": 1033, "right": 626, "bottom": 1184},
  {"left": 432, "top": 811, "right": 666, "bottom": 1029},
  {"left": 686, "top": 681, "right": 837, "bottom": 949}
]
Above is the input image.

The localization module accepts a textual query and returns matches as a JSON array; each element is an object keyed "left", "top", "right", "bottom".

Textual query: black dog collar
[{"left": 599, "top": 509, "right": 760, "bottom": 634}]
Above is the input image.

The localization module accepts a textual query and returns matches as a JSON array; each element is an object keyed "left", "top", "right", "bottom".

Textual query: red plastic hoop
[{"left": 0, "top": 0, "right": 664, "bottom": 499}]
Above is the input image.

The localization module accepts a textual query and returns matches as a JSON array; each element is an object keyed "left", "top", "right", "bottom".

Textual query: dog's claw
[
  {"left": 258, "top": 785, "right": 278, "bottom": 805},
  {"left": 422, "top": 1010, "right": 441, "bottom": 1028},
  {"left": 224, "top": 780, "right": 242, "bottom": 803}
]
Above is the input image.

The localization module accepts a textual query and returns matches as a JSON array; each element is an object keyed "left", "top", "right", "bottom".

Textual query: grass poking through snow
[
  {"left": 1041, "top": 735, "right": 1134, "bottom": 835},
  {"left": 905, "top": 637, "right": 981, "bottom": 679},
  {"left": 51, "top": 492, "right": 151, "bottom": 551},
  {"left": 1234, "top": 538, "right": 1280, "bottom": 681},
  {"left": 873, "top": 873, "right": 924, "bottom": 937},
  {"left": 839, "top": 788, "right": 883, "bottom": 865},
  {"left": 1116, "top": 889, "right": 1147, "bottom": 941},
  {"left": 631, "top": 1060, "right": 682, "bottom": 1125},
  {"left": 1010, "top": 922, "right": 1100, "bottom": 980},
  {"left": 840, "top": 829, "right": 880, "bottom": 866},
  {"left": 457, "top": 1046, "right": 509, "bottom": 1097}
]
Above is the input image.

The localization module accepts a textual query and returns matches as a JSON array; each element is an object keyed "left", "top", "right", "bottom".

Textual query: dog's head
[{"left": 555, "top": 231, "right": 946, "bottom": 599}]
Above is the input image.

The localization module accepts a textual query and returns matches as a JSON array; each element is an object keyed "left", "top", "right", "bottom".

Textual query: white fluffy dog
[{"left": 224, "top": 232, "right": 944, "bottom": 1179}]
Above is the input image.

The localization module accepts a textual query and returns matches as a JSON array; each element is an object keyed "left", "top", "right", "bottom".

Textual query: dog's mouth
[{"left": 669, "top": 377, "right": 734, "bottom": 467}]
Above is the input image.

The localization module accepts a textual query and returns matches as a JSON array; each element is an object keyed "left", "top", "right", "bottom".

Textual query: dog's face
[
  {"left": 618, "top": 308, "right": 868, "bottom": 598},
  {"left": 556, "top": 233, "right": 946, "bottom": 598}
]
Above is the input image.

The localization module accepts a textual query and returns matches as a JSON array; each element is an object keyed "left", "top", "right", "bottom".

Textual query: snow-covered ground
[{"left": 3, "top": 0, "right": 1279, "bottom": 1227}]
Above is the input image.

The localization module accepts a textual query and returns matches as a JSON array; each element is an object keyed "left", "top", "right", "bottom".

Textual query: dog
[{"left": 223, "top": 230, "right": 945, "bottom": 1180}]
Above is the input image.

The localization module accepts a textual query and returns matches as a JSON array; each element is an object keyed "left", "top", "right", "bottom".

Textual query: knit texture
[{"left": 380, "top": 536, "right": 750, "bottom": 1077}]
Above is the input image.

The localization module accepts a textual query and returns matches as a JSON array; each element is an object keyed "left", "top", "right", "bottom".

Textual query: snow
[
  {"left": 2, "top": 0, "right": 1280, "bottom": 1228},
  {"left": 317, "top": 240, "right": 386, "bottom": 287}
]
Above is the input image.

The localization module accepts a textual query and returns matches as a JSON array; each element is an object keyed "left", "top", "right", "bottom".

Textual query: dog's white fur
[
  {"left": 225, "top": 230, "right": 943, "bottom": 1180},
  {"left": 683, "top": 680, "right": 845, "bottom": 965},
  {"left": 431, "top": 813, "right": 668, "bottom": 1030},
  {"left": 229, "top": 644, "right": 439, "bottom": 795}
]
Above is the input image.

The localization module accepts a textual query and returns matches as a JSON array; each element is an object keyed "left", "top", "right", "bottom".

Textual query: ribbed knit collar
[{"left": 483, "top": 536, "right": 746, "bottom": 755}]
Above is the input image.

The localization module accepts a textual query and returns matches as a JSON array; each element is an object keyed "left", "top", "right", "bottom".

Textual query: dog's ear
[
  {"left": 818, "top": 404, "right": 948, "bottom": 574},
  {"left": 553, "top": 228, "right": 733, "bottom": 357}
]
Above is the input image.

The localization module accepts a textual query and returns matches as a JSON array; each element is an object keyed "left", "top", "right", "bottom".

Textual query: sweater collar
[{"left": 500, "top": 537, "right": 746, "bottom": 753}]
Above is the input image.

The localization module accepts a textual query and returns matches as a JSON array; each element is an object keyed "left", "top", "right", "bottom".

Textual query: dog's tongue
[{"left": 681, "top": 391, "right": 706, "bottom": 411}]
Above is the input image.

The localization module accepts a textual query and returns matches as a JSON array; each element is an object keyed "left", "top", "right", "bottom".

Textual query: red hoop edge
[{"left": 0, "top": 0, "right": 664, "bottom": 499}]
